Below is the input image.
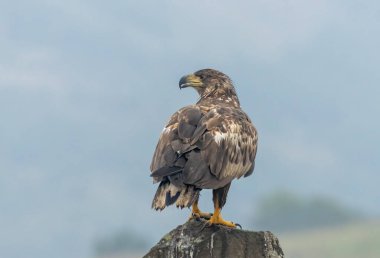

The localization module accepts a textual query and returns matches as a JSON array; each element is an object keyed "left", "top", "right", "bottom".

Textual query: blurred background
[{"left": 1, "top": 1, "right": 379, "bottom": 258}]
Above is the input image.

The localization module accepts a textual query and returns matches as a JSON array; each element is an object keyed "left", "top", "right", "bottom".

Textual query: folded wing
[{"left": 150, "top": 105, "right": 258, "bottom": 189}]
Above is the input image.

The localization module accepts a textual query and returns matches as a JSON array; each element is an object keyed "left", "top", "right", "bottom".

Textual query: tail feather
[
  {"left": 175, "top": 185, "right": 200, "bottom": 209},
  {"left": 165, "top": 190, "right": 180, "bottom": 206},
  {"left": 152, "top": 181, "right": 199, "bottom": 210}
]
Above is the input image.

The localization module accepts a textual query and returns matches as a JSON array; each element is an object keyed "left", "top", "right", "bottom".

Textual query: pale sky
[{"left": 0, "top": 1, "right": 379, "bottom": 258}]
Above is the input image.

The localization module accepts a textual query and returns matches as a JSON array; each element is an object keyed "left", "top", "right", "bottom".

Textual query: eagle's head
[{"left": 179, "top": 69, "right": 239, "bottom": 106}]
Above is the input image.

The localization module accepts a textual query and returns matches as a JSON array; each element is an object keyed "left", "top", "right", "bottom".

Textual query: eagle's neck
[{"left": 197, "top": 87, "right": 240, "bottom": 108}]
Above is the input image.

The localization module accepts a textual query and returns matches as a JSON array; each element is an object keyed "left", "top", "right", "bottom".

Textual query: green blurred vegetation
[
  {"left": 281, "top": 220, "right": 380, "bottom": 258},
  {"left": 94, "top": 230, "right": 147, "bottom": 257},
  {"left": 254, "top": 191, "right": 380, "bottom": 257},
  {"left": 253, "top": 191, "right": 362, "bottom": 233}
]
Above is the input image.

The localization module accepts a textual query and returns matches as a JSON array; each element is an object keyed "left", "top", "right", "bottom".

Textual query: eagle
[{"left": 150, "top": 69, "right": 258, "bottom": 228}]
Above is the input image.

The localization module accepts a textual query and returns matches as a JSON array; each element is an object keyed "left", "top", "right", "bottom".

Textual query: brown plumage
[{"left": 150, "top": 69, "right": 258, "bottom": 227}]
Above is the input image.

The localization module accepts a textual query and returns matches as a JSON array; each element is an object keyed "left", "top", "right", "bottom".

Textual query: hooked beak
[{"left": 179, "top": 74, "right": 203, "bottom": 89}]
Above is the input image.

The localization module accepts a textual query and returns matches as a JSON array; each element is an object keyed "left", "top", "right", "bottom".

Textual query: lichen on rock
[{"left": 144, "top": 219, "right": 284, "bottom": 258}]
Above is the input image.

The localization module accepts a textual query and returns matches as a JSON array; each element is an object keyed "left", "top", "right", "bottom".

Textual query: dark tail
[{"left": 151, "top": 181, "right": 199, "bottom": 210}]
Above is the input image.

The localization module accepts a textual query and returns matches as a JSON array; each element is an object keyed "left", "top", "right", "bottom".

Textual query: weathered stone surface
[{"left": 144, "top": 219, "right": 284, "bottom": 258}]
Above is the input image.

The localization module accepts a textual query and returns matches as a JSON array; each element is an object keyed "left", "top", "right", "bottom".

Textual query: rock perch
[{"left": 144, "top": 219, "right": 284, "bottom": 258}]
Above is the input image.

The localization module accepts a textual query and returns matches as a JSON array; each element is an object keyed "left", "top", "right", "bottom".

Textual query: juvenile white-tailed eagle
[{"left": 150, "top": 69, "right": 258, "bottom": 228}]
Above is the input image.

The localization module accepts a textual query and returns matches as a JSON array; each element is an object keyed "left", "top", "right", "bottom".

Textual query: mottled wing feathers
[
  {"left": 150, "top": 105, "right": 257, "bottom": 189},
  {"left": 150, "top": 105, "right": 202, "bottom": 173},
  {"left": 199, "top": 107, "right": 258, "bottom": 180}
]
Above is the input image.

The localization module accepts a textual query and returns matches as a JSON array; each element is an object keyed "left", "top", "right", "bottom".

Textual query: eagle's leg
[
  {"left": 208, "top": 183, "right": 238, "bottom": 228},
  {"left": 190, "top": 198, "right": 212, "bottom": 220}
]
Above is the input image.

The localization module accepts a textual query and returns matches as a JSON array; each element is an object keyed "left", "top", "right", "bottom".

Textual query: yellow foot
[
  {"left": 207, "top": 213, "right": 241, "bottom": 228},
  {"left": 190, "top": 211, "right": 213, "bottom": 220},
  {"left": 189, "top": 201, "right": 212, "bottom": 221}
]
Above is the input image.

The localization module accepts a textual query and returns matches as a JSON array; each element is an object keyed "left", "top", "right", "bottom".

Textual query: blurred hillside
[
  {"left": 252, "top": 191, "right": 362, "bottom": 233},
  {"left": 94, "top": 230, "right": 147, "bottom": 258},
  {"left": 281, "top": 219, "right": 380, "bottom": 258}
]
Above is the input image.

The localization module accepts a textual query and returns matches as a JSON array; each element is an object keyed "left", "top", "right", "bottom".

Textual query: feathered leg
[{"left": 208, "top": 183, "right": 239, "bottom": 228}]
